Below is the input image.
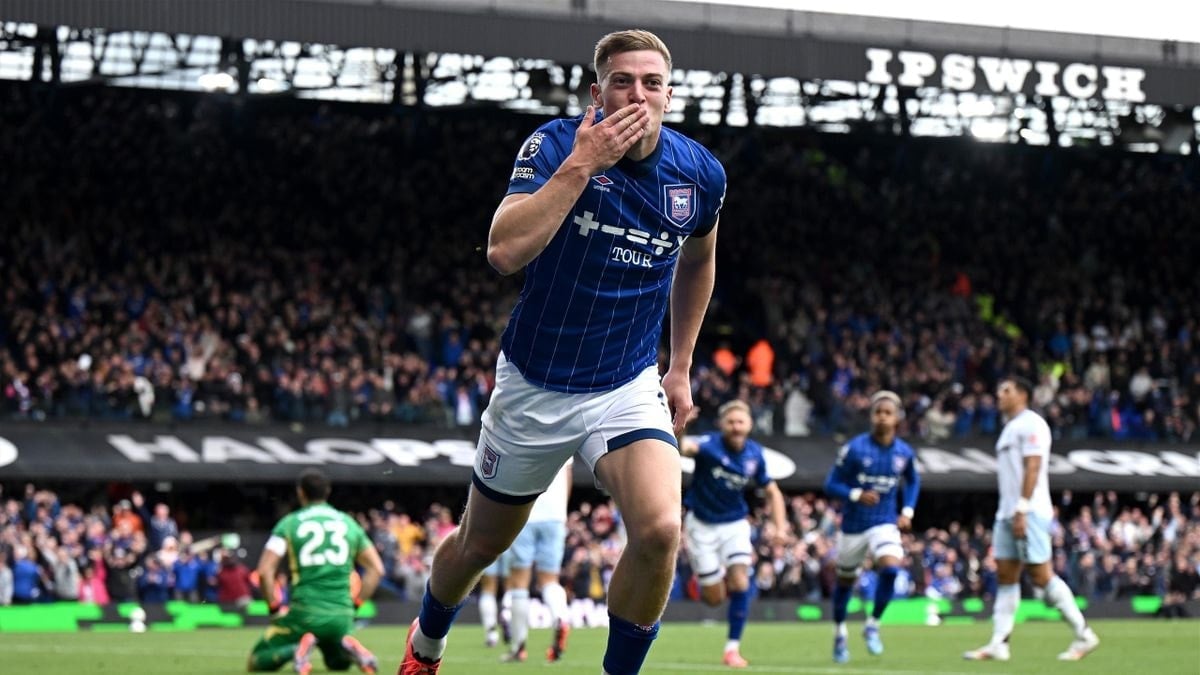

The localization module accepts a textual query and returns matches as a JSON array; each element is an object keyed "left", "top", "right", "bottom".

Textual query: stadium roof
[
  {"left": 1, "top": 0, "right": 1196, "bottom": 150},
  {"left": 1, "top": 0, "right": 1196, "bottom": 80}
]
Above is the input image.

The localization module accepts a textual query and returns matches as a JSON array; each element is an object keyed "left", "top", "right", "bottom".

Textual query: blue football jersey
[
  {"left": 824, "top": 433, "right": 920, "bottom": 534},
  {"left": 502, "top": 114, "right": 727, "bottom": 393},
  {"left": 684, "top": 434, "right": 772, "bottom": 524}
]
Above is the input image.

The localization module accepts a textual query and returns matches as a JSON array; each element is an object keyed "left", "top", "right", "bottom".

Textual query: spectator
[{"left": 214, "top": 549, "right": 253, "bottom": 608}]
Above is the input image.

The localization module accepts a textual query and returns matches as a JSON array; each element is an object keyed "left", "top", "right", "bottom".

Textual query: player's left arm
[
  {"left": 1012, "top": 423, "right": 1049, "bottom": 539},
  {"left": 354, "top": 527, "right": 385, "bottom": 604},
  {"left": 662, "top": 222, "right": 717, "bottom": 437},
  {"left": 1012, "top": 454, "right": 1041, "bottom": 539},
  {"left": 763, "top": 481, "right": 791, "bottom": 544},
  {"left": 898, "top": 451, "right": 920, "bottom": 532},
  {"left": 256, "top": 540, "right": 286, "bottom": 615}
]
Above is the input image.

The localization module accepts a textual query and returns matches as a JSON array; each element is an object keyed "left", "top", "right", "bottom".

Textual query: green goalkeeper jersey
[{"left": 269, "top": 503, "right": 370, "bottom": 613}]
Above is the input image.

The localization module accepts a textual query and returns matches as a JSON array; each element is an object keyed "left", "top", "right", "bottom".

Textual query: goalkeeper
[{"left": 248, "top": 469, "right": 384, "bottom": 674}]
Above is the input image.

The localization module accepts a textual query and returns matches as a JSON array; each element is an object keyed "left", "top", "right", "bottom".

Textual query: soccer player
[
  {"left": 399, "top": 28, "right": 726, "bottom": 675},
  {"left": 678, "top": 400, "right": 789, "bottom": 669},
  {"left": 964, "top": 376, "right": 1099, "bottom": 662},
  {"left": 823, "top": 390, "right": 920, "bottom": 664},
  {"left": 248, "top": 469, "right": 384, "bottom": 675},
  {"left": 500, "top": 460, "right": 573, "bottom": 664}
]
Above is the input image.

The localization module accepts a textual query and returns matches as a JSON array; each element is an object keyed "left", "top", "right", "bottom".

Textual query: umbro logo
[{"left": 592, "top": 175, "right": 613, "bottom": 192}]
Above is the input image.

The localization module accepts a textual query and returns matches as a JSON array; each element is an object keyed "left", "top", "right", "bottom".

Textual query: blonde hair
[
  {"left": 593, "top": 29, "right": 673, "bottom": 83},
  {"left": 869, "top": 390, "right": 904, "bottom": 418},
  {"left": 717, "top": 399, "right": 751, "bottom": 419}
]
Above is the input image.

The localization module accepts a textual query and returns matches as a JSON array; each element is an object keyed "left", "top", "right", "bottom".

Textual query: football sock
[
  {"left": 542, "top": 582, "right": 569, "bottom": 626},
  {"left": 414, "top": 581, "right": 463, "bottom": 659},
  {"left": 873, "top": 566, "right": 900, "bottom": 620},
  {"left": 1043, "top": 576, "right": 1087, "bottom": 637},
  {"left": 603, "top": 613, "right": 659, "bottom": 675},
  {"left": 992, "top": 583, "right": 1020, "bottom": 645},
  {"left": 832, "top": 583, "right": 853, "bottom": 626},
  {"left": 727, "top": 589, "right": 750, "bottom": 641},
  {"left": 509, "top": 588, "right": 530, "bottom": 651},
  {"left": 479, "top": 590, "right": 498, "bottom": 632}
]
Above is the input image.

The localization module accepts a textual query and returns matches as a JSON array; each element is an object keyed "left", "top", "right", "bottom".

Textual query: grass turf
[{"left": 1, "top": 619, "right": 1197, "bottom": 674}]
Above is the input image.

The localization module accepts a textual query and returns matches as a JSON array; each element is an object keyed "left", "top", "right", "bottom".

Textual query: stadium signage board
[
  {"left": 0, "top": 426, "right": 1195, "bottom": 490},
  {"left": 864, "top": 48, "right": 1147, "bottom": 102}
]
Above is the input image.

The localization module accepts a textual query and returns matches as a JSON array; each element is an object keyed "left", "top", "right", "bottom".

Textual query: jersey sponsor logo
[
  {"left": 517, "top": 132, "right": 545, "bottom": 160},
  {"left": 711, "top": 465, "right": 751, "bottom": 490},
  {"left": 572, "top": 210, "right": 685, "bottom": 263},
  {"left": 481, "top": 444, "right": 501, "bottom": 479},
  {"left": 664, "top": 184, "right": 696, "bottom": 226},
  {"left": 610, "top": 246, "right": 652, "bottom": 268},
  {"left": 511, "top": 166, "right": 536, "bottom": 181},
  {"left": 856, "top": 472, "right": 899, "bottom": 492}
]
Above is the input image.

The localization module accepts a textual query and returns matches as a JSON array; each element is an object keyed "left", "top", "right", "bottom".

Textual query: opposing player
[
  {"left": 679, "top": 400, "right": 789, "bottom": 669},
  {"left": 399, "top": 28, "right": 726, "bottom": 675},
  {"left": 823, "top": 390, "right": 920, "bottom": 664},
  {"left": 500, "top": 460, "right": 573, "bottom": 664},
  {"left": 249, "top": 469, "right": 384, "bottom": 674},
  {"left": 964, "top": 376, "right": 1099, "bottom": 662}
]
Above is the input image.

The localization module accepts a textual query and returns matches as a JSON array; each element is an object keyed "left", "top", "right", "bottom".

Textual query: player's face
[
  {"left": 871, "top": 401, "right": 899, "bottom": 435},
  {"left": 996, "top": 381, "right": 1021, "bottom": 415},
  {"left": 719, "top": 409, "right": 752, "bottom": 450},
  {"left": 592, "top": 50, "right": 672, "bottom": 142}
]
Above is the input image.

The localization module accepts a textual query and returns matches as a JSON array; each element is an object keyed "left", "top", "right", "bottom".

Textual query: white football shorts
[
  {"left": 472, "top": 351, "right": 677, "bottom": 502},
  {"left": 684, "top": 511, "right": 754, "bottom": 586},
  {"left": 835, "top": 523, "right": 904, "bottom": 577}
]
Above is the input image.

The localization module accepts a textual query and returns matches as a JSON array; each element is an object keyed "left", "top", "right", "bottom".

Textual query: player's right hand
[
  {"left": 859, "top": 490, "right": 881, "bottom": 506},
  {"left": 572, "top": 104, "right": 649, "bottom": 173}
]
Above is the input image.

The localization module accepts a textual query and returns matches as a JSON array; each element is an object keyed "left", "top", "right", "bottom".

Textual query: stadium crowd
[
  {"left": 3, "top": 481, "right": 1198, "bottom": 614},
  {"left": 1, "top": 82, "right": 1198, "bottom": 440}
]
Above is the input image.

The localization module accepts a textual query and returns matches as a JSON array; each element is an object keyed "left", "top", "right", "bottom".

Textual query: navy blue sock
[
  {"left": 832, "top": 584, "right": 853, "bottom": 624},
  {"left": 873, "top": 567, "right": 900, "bottom": 620},
  {"left": 727, "top": 590, "right": 750, "bottom": 641},
  {"left": 603, "top": 612, "right": 659, "bottom": 675},
  {"left": 417, "top": 581, "right": 464, "bottom": 640}
]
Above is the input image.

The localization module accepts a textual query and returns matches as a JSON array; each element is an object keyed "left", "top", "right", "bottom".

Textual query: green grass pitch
[{"left": 2, "top": 620, "right": 1197, "bottom": 674}]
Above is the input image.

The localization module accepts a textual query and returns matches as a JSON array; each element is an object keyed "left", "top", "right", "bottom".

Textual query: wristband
[
  {"left": 849, "top": 488, "right": 863, "bottom": 503},
  {"left": 1015, "top": 497, "right": 1031, "bottom": 514},
  {"left": 901, "top": 507, "right": 914, "bottom": 519}
]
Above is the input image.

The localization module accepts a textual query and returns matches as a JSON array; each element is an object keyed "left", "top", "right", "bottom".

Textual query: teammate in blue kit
[
  {"left": 824, "top": 390, "right": 920, "bottom": 664},
  {"left": 679, "top": 400, "right": 789, "bottom": 669},
  {"left": 399, "top": 28, "right": 726, "bottom": 675}
]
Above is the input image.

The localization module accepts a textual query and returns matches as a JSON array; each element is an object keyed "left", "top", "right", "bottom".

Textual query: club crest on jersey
[
  {"left": 481, "top": 445, "right": 501, "bottom": 479},
  {"left": 893, "top": 456, "right": 907, "bottom": 474},
  {"left": 745, "top": 458, "right": 758, "bottom": 476},
  {"left": 663, "top": 184, "right": 696, "bottom": 227}
]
